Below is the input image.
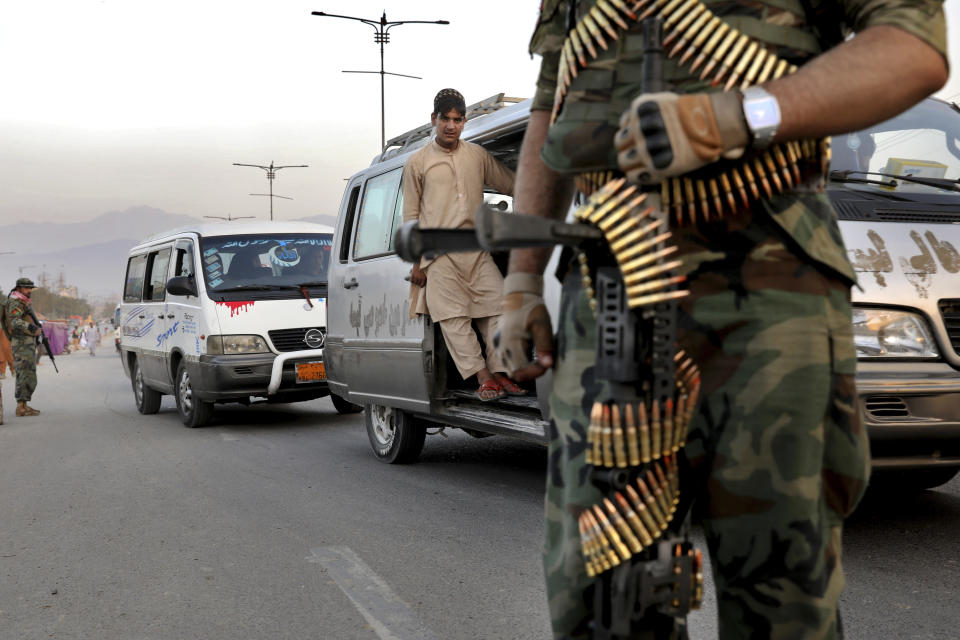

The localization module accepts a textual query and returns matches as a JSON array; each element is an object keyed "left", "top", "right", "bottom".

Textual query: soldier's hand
[
  {"left": 495, "top": 272, "right": 554, "bottom": 382},
  {"left": 615, "top": 91, "right": 749, "bottom": 185}
]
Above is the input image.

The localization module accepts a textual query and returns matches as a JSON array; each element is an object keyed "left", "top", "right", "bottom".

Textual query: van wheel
[
  {"left": 131, "top": 358, "right": 161, "bottom": 415},
  {"left": 365, "top": 404, "right": 426, "bottom": 464},
  {"left": 331, "top": 393, "right": 363, "bottom": 415},
  {"left": 175, "top": 362, "right": 214, "bottom": 428}
]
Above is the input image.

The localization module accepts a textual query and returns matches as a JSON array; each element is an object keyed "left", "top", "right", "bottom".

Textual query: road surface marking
[{"left": 308, "top": 546, "right": 440, "bottom": 640}]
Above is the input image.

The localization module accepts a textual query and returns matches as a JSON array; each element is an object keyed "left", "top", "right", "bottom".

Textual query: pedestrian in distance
[
  {"left": 83, "top": 322, "right": 101, "bottom": 357},
  {"left": 3, "top": 278, "right": 44, "bottom": 417},
  {"left": 498, "top": 1, "right": 948, "bottom": 637},
  {"left": 402, "top": 88, "right": 526, "bottom": 401}
]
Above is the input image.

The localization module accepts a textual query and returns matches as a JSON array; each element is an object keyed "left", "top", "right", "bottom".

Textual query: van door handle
[
  {"left": 343, "top": 277, "right": 359, "bottom": 289},
  {"left": 138, "top": 314, "right": 145, "bottom": 319},
  {"left": 157, "top": 314, "right": 165, "bottom": 319},
  {"left": 166, "top": 314, "right": 175, "bottom": 319}
]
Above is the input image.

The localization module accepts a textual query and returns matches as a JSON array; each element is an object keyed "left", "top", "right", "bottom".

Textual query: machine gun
[{"left": 26, "top": 307, "right": 59, "bottom": 373}]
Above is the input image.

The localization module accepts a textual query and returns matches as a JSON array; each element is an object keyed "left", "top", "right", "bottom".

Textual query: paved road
[{"left": 1, "top": 348, "right": 958, "bottom": 639}]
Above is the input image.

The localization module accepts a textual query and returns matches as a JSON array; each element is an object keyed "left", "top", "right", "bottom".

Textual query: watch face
[{"left": 746, "top": 96, "right": 780, "bottom": 129}]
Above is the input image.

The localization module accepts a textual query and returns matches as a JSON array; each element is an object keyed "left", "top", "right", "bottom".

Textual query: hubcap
[
  {"left": 369, "top": 405, "right": 395, "bottom": 447},
  {"left": 134, "top": 366, "right": 144, "bottom": 405},
  {"left": 179, "top": 370, "right": 194, "bottom": 413}
]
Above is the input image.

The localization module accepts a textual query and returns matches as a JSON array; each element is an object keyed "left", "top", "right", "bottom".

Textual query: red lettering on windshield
[{"left": 216, "top": 301, "right": 256, "bottom": 317}]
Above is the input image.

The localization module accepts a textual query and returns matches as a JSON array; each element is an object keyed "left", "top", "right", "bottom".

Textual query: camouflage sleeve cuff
[
  {"left": 532, "top": 51, "right": 560, "bottom": 112},
  {"left": 848, "top": 1, "right": 948, "bottom": 65}
]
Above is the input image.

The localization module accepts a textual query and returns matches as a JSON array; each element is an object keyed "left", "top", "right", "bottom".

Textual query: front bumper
[
  {"left": 193, "top": 350, "right": 327, "bottom": 402},
  {"left": 857, "top": 361, "right": 960, "bottom": 470}
]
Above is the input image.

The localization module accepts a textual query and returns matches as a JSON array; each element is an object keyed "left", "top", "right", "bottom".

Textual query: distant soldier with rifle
[
  {"left": 3, "top": 278, "right": 49, "bottom": 417},
  {"left": 495, "top": 0, "right": 948, "bottom": 638}
]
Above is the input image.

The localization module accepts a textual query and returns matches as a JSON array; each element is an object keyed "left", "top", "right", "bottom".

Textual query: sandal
[
  {"left": 476, "top": 378, "right": 506, "bottom": 402},
  {"left": 495, "top": 376, "right": 527, "bottom": 397}
]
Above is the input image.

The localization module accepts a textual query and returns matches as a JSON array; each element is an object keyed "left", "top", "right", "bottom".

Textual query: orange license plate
[{"left": 296, "top": 361, "right": 326, "bottom": 382}]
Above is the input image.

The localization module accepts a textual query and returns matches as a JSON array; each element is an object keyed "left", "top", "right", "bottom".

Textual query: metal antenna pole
[
  {"left": 232, "top": 161, "right": 308, "bottom": 220},
  {"left": 311, "top": 10, "right": 449, "bottom": 151}
]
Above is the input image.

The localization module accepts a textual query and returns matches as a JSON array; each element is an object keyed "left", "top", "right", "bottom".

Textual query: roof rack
[{"left": 374, "top": 93, "right": 526, "bottom": 164}]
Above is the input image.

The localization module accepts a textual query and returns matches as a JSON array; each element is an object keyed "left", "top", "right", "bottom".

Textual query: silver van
[{"left": 327, "top": 95, "right": 960, "bottom": 489}]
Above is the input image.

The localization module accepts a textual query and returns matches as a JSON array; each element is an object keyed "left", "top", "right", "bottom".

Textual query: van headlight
[
  {"left": 852, "top": 308, "right": 939, "bottom": 358},
  {"left": 207, "top": 335, "right": 270, "bottom": 355}
]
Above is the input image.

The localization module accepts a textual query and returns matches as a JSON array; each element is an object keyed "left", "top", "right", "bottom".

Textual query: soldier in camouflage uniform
[
  {"left": 496, "top": 0, "right": 948, "bottom": 637},
  {"left": 5, "top": 278, "right": 42, "bottom": 417}
]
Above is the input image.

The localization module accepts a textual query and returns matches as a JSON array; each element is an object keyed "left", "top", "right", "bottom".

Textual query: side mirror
[{"left": 166, "top": 275, "right": 198, "bottom": 297}]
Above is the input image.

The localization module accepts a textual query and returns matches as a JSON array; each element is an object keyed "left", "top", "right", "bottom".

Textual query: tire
[
  {"left": 364, "top": 404, "right": 426, "bottom": 464},
  {"left": 175, "top": 361, "right": 214, "bottom": 428},
  {"left": 875, "top": 467, "right": 960, "bottom": 491},
  {"left": 331, "top": 393, "right": 363, "bottom": 415},
  {"left": 131, "top": 358, "right": 162, "bottom": 415}
]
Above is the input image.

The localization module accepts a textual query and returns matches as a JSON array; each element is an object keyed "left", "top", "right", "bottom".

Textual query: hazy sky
[{"left": 2, "top": 0, "right": 960, "bottom": 226}]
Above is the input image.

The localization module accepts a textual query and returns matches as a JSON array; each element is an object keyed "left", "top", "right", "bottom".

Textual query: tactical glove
[
  {"left": 615, "top": 91, "right": 750, "bottom": 185},
  {"left": 495, "top": 272, "right": 554, "bottom": 381}
]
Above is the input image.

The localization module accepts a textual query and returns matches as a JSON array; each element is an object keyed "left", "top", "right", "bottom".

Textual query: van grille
[
  {"left": 938, "top": 300, "right": 960, "bottom": 354},
  {"left": 268, "top": 327, "right": 326, "bottom": 352},
  {"left": 864, "top": 395, "right": 909, "bottom": 419}
]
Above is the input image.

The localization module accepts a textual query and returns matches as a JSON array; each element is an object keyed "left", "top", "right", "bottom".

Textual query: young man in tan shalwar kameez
[{"left": 402, "top": 89, "right": 523, "bottom": 401}]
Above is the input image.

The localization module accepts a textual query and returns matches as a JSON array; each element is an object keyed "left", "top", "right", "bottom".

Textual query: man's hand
[
  {"left": 410, "top": 263, "right": 426, "bottom": 287},
  {"left": 615, "top": 91, "right": 749, "bottom": 184},
  {"left": 495, "top": 272, "right": 554, "bottom": 382}
]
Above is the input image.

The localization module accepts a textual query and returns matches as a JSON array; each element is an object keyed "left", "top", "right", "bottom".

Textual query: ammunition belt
[{"left": 555, "top": 0, "right": 830, "bottom": 225}]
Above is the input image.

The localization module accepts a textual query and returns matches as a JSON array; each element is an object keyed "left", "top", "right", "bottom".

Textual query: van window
[
  {"left": 354, "top": 168, "right": 402, "bottom": 259},
  {"left": 144, "top": 248, "right": 172, "bottom": 302},
  {"left": 173, "top": 240, "right": 195, "bottom": 278},
  {"left": 124, "top": 254, "right": 148, "bottom": 302},
  {"left": 339, "top": 184, "right": 362, "bottom": 263}
]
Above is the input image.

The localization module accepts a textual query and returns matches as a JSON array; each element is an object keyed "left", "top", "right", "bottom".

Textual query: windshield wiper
[
  {"left": 830, "top": 170, "right": 960, "bottom": 192},
  {"left": 295, "top": 281, "right": 328, "bottom": 288},
  {"left": 213, "top": 284, "right": 290, "bottom": 292}
]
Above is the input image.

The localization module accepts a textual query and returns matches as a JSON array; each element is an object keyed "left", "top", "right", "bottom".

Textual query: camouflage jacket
[
  {"left": 4, "top": 293, "right": 37, "bottom": 340},
  {"left": 529, "top": 0, "right": 948, "bottom": 283}
]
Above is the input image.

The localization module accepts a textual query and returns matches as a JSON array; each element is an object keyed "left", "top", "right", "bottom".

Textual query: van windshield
[
  {"left": 830, "top": 99, "right": 960, "bottom": 197},
  {"left": 198, "top": 233, "right": 333, "bottom": 293}
]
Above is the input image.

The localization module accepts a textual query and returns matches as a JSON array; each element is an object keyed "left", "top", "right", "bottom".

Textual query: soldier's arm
[
  {"left": 508, "top": 110, "right": 577, "bottom": 276},
  {"left": 769, "top": 24, "right": 947, "bottom": 143},
  {"left": 8, "top": 304, "right": 37, "bottom": 336}
]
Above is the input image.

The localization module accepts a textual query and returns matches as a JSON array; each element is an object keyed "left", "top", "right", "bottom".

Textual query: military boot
[{"left": 16, "top": 401, "right": 40, "bottom": 417}]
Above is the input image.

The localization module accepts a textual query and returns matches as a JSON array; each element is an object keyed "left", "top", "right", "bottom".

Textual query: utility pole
[
  {"left": 204, "top": 214, "right": 256, "bottom": 222},
  {"left": 311, "top": 10, "right": 449, "bottom": 151},
  {"left": 233, "top": 161, "right": 308, "bottom": 221}
]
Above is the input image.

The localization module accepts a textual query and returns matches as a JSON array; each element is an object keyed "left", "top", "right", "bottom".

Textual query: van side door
[
  {"left": 329, "top": 166, "right": 431, "bottom": 412},
  {"left": 140, "top": 246, "right": 173, "bottom": 388},
  {"left": 165, "top": 238, "right": 203, "bottom": 371}
]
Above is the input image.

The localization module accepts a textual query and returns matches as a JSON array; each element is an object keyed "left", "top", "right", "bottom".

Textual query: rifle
[{"left": 26, "top": 306, "right": 59, "bottom": 373}]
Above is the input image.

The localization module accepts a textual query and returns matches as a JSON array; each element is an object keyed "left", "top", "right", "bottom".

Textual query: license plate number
[{"left": 296, "top": 361, "right": 326, "bottom": 382}]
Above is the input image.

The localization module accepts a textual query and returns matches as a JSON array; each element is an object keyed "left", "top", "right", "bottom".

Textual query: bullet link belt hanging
[{"left": 555, "top": 0, "right": 831, "bottom": 225}]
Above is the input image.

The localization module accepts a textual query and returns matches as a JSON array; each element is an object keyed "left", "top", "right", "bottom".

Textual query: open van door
[{"left": 327, "top": 164, "right": 431, "bottom": 413}]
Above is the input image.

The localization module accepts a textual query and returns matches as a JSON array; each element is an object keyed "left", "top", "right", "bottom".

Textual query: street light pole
[
  {"left": 311, "top": 10, "right": 449, "bottom": 151},
  {"left": 232, "top": 161, "right": 308, "bottom": 221}
]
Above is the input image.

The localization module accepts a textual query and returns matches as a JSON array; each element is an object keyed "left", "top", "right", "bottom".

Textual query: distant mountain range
[{"left": 0, "top": 206, "right": 339, "bottom": 298}]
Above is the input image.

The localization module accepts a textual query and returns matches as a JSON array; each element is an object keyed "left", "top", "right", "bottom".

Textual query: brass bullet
[
  {"left": 625, "top": 484, "right": 660, "bottom": 535},
  {"left": 665, "top": 4, "right": 707, "bottom": 50},
  {"left": 624, "top": 403, "right": 640, "bottom": 466},
  {"left": 615, "top": 492, "right": 654, "bottom": 546},
  {"left": 610, "top": 218, "right": 664, "bottom": 254},
  {"left": 725, "top": 40, "right": 758, "bottom": 91},
  {"left": 740, "top": 163, "right": 760, "bottom": 200},
  {"left": 597, "top": 209, "right": 636, "bottom": 240},
  {"left": 657, "top": 0, "right": 696, "bottom": 27},
  {"left": 636, "top": 476, "right": 668, "bottom": 530},
  {"left": 741, "top": 47, "right": 769, "bottom": 89},
  {"left": 609, "top": 0, "right": 638, "bottom": 18},
  {"left": 563, "top": 39, "right": 578, "bottom": 79},
  {"left": 671, "top": 178, "right": 684, "bottom": 222},
  {"left": 708, "top": 178, "right": 722, "bottom": 219},
  {"left": 771, "top": 58, "right": 790, "bottom": 80},
  {"left": 589, "top": 402, "right": 603, "bottom": 467},
  {"left": 623, "top": 258, "right": 683, "bottom": 287},
  {"left": 569, "top": 26, "right": 588, "bottom": 67},
  {"left": 763, "top": 152, "right": 783, "bottom": 193},
  {"left": 585, "top": 286, "right": 595, "bottom": 300},
  {"left": 673, "top": 394, "right": 687, "bottom": 452},
  {"left": 651, "top": 399, "right": 662, "bottom": 459},
  {"left": 638, "top": 0, "right": 671, "bottom": 21},
  {"left": 681, "top": 16, "right": 721, "bottom": 66},
  {"left": 593, "top": 505, "right": 631, "bottom": 561},
  {"left": 639, "top": 402, "right": 651, "bottom": 463},
  {"left": 575, "top": 22, "right": 597, "bottom": 60},
  {"left": 598, "top": 0, "right": 630, "bottom": 29},
  {"left": 663, "top": 397, "right": 675, "bottom": 453},
  {"left": 647, "top": 469, "right": 673, "bottom": 520},
  {"left": 784, "top": 141, "right": 802, "bottom": 185},
  {"left": 589, "top": 6, "right": 620, "bottom": 41},
  {"left": 728, "top": 168, "right": 748, "bottom": 208},
  {"left": 684, "top": 178, "right": 696, "bottom": 223},
  {"left": 588, "top": 184, "right": 639, "bottom": 224},
  {"left": 691, "top": 22, "right": 730, "bottom": 73},
  {"left": 661, "top": 179, "right": 671, "bottom": 213},
  {"left": 599, "top": 195, "right": 649, "bottom": 233},
  {"left": 772, "top": 145, "right": 793, "bottom": 188},
  {"left": 701, "top": 29, "right": 740, "bottom": 80},
  {"left": 627, "top": 275, "right": 687, "bottom": 298},
  {"left": 604, "top": 497, "right": 642, "bottom": 554},
  {"left": 582, "top": 14, "right": 609, "bottom": 51},
  {"left": 628, "top": 289, "right": 689, "bottom": 309},
  {"left": 654, "top": 464, "right": 674, "bottom": 512},
  {"left": 612, "top": 404, "right": 628, "bottom": 468},
  {"left": 584, "top": 510, "right": 619, "bottom": 569},
  {"left": 756, "top": 53, "right": 779, "bottom": 84},
  {"left": 718, "top": 172, "right": 737, "bottom": 212},
  {"left": 714, "top": 34, "right": 750, "bottom": 86},
  {"left": 604, "top": 204, "right": 652, "bottom": 242},
  {"left": 601, "top": 404, "right": 614, "bottom": 468},
  {"left": 620, "top": 245, "right": 679, "bottom": 277},
  {"left": 578, "top": 517, "right": 598, "bottom": 577},
  {"left": 696, "top": 179, "right": 709, "bottom": 223},
  {"left": 574, "top": 178, "right": 621, "bottom": 222},
  {"left": 753, "top": 157, "right": 774, "bottom": 198}
]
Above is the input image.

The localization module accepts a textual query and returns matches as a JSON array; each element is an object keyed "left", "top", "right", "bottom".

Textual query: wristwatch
[{"left": 741, "top": 86, "right": 781, "bottom": 149}]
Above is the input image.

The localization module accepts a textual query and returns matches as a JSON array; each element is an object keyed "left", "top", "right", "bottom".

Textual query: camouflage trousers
[
  {"left": 11, "top": 337, "right": 38, "bottom": 402},
  {"left": 544, "top": 212, "right": 871, "bottom": 639}
]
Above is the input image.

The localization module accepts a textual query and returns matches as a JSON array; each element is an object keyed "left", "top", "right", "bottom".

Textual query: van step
[{"left": 434, "top": 390, "right": 548, "bottom": 443}]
